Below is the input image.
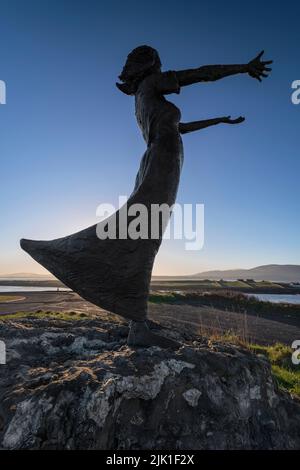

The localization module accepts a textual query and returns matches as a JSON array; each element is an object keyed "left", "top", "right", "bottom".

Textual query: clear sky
[{"left": 1, "top": 0, "right": 299, "bottom": 275}]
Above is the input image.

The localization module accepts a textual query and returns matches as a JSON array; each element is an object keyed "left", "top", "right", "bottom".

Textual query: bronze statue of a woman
[{"left": 21, "top": 46, "right": 272, "bottom": 347}]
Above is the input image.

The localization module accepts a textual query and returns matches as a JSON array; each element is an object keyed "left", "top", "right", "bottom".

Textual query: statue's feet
[{"left": 127, "top": 321, "right": 179, "bottom": 349}]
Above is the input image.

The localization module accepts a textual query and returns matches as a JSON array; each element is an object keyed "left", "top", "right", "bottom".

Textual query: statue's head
[{"left": 116, "top": 45, "right": 161, "bottom": 95}]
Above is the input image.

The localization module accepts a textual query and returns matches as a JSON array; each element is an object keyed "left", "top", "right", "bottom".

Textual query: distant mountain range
[
  {"left": 191, "top": 265, "right": 300, "bottom": 282},
  {"left": 2, "top": 265, "right": 300, "bottom": 283}
]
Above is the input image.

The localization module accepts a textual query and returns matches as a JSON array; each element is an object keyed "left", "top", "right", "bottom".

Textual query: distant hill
[
  {"left": 0, "top": 272, "right": 54, "bottom": 279},
  {"left": 2, "top": 266, "right": 300, "bottom": 283},
  {"left": 191, "top": 265, "right": 300, "bottom": 282}
]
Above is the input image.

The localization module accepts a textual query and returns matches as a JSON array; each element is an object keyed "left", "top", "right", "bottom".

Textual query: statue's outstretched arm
[
  {"left": 175, "top": 51, "right": 272, "bottom": 86},
  {"left": 179, "top": 116, "right": 245, "bottom": 134}
]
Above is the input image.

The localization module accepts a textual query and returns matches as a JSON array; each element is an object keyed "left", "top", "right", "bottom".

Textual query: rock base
[{"left": 0, "top": 316, "right": 299, "bottom": 449}]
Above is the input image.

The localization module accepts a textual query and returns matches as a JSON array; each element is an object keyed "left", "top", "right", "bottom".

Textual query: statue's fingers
[
  {"left": 231, "top": 117, "right": 245, "bottom": 124},
  {"left": 260, "top": 72, "right": 268, "bottom": 78},
  {"left": 251, "top": 70, "right": 261, "bottom": 80},
  {"left": 264, "top": 67, "right": 272, "bottom": 72},
  {"left": 263, "top": 60, "right": 273, "bottom": 64},
  {"left": 255, "top": 50, "right": 264, "bottom": 60}
]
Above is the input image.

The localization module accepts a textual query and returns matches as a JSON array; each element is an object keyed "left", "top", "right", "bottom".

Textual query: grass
[
  {"left": 195, "top": 326, "right": 300, "bottom": 398},
  {"left": 152, "top": 280, "right": 222, "bottom": 288},
  {"left": 271, "top": 366, "right": 300, "bottom": 396},
  {"left": 0, "top": 310, "right": 89, "bottom": 321},
  {"left": 0, "top": 309, "right": 124, "bottom": 324},
  {"left": 149, "top": 292, "right": 177, "bottom": 304},
  {"left": 0, "top": 295, "right": 24, "bottom": 302},
  {"left": 249, "top": 343, "right": 300, "bottom": 396},
  {"left": 220, "top": 280, "right": 252, "bottom": 288},
  {"left": 250, "top": 280, "right": 284, "bottom": 289},
  {"left": 151, "top": 279, "right": 290, "bottom": 292},
  {"left": 213, "top": 335, "right": 300, "bottom": 398}
]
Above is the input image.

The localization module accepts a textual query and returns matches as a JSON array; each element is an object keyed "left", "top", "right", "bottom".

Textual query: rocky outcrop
[{"left": 0, "top": 315, "right": 299, "bottom": 450}]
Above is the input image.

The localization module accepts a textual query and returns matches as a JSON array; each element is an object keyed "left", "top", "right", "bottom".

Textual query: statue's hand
[
  {"left": 221, "top": 116, "right": 245, "bottom": 125},
  {"left": 247, "top": 50, "right": 273, "bottom": 82}
]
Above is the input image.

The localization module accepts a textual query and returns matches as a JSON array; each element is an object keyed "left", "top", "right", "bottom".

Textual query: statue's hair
[{"left": 117, "top": 45, "right": 161, "bottom": 95}]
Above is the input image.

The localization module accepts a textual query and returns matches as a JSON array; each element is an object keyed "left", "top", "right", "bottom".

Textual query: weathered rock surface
[{"left": 0, "top": 315, "right": 299, "bottom": 450}]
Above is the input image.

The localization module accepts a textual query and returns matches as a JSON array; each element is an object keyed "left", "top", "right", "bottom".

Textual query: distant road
[{"left": 0, "top": 291, "right": 299, "bottom": 346}]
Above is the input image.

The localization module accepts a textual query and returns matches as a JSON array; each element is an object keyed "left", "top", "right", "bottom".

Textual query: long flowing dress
[{"left": 21, "top": 71, "right": 184, "bottom": 321}]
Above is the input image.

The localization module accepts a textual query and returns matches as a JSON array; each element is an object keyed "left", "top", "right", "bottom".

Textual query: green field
[{"left": 150, "top": 278, "right": 292, "bottom": 293}]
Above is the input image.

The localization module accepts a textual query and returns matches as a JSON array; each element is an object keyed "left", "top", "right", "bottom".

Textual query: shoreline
[{"left": 1, "top": 279, "right": 300, "bottom": 296}]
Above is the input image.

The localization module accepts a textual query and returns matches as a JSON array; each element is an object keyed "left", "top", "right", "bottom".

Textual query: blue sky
[{"left": 0, "top": 0, "right": 299, "bottom": 275}]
